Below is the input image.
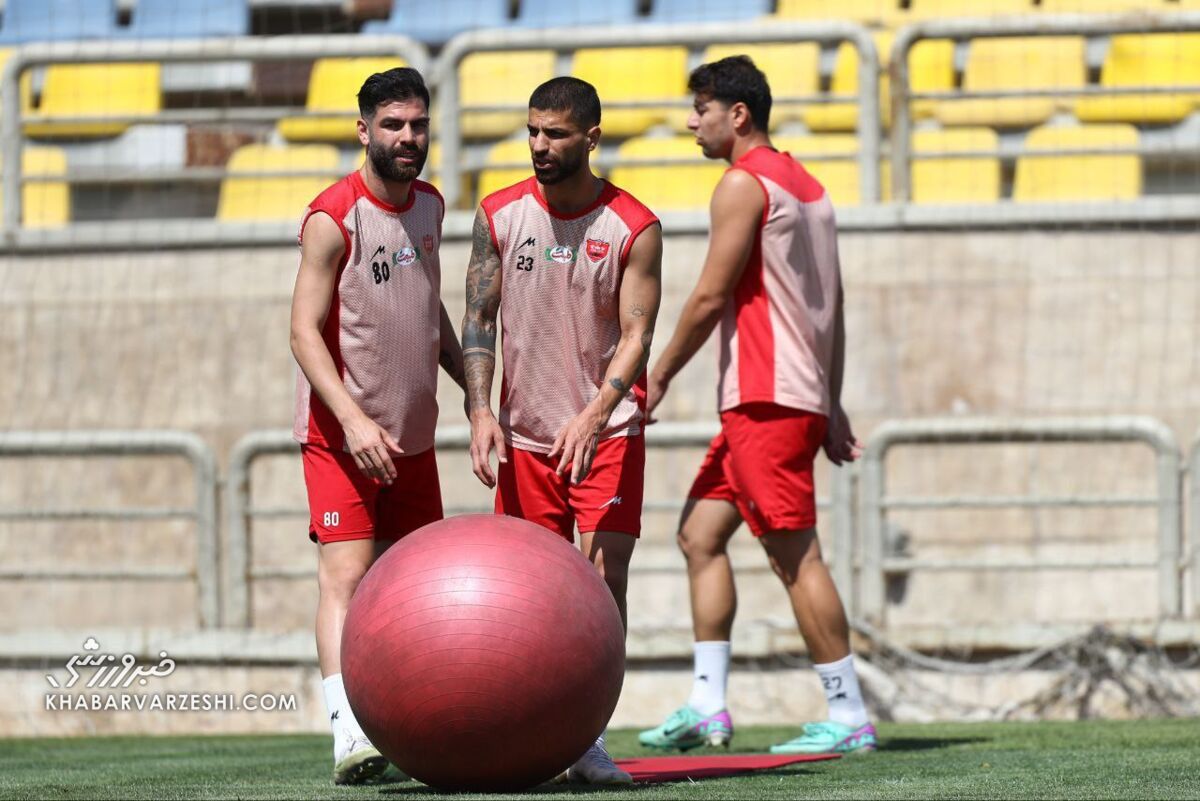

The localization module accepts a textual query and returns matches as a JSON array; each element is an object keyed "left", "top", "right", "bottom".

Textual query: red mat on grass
[{"left": 615, "top": 753, "right": 840, "bottom": 783}]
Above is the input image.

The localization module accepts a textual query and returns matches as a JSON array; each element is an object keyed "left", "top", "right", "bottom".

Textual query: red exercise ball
[{"left": 341, "top": 513, "right": 626, "bottom": 792}]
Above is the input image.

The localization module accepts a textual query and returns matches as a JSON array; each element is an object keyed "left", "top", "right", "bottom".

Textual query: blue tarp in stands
[
  {"left": 0, "top": 0, "right": 117, "bottom": 43},
  {"left": 645, "top": 0, "right": 773, "bottom": 24},
  {"left": 362, "top": 0, "right": 511, "bottom": 46},
  {"left": 515, "top": 0, "right": 639, "bottom": 28},
  {"left": 121, "top": 0, "right": 250, "bottom": 38}
]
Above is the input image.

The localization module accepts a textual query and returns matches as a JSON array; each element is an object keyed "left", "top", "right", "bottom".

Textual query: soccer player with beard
[
  {"left": 462, "top": 77, "right": 662, "bottom": 785},
  {"left": 290, "top": 67, "right": 465, "bottom": 785}
]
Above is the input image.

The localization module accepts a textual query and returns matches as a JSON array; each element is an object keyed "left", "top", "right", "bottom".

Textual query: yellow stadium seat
[
  {"left": 774, "top": 134, "right": 864, "bottom": 205},
  {"left": 1040, "top": 0, "right": 1169, "bottom": 11},
  {"left": 1013, "top": 124, "right": 1141, "bottom": 202},
  {"left": 217, "top": 144, "right": 341, "bottom": 221},
  {"left": 935, "top": 37, "right": 1086, "bottom": 128},
  {"left": 1075, "top": 34, "right": 1200, "bottom": 124},
  {"left": 476, "top": 138, "right": 535, "bottom": 205},
  {"left": 608, "top": 136, "right": 724, "bottom": 213},
  {"left": 905, "top": 128, "right": 1001, "bottom": 204},
  {"left": 907, "top": 0, "right": 1032, "bottom": 18},
  {"left": 23, "top": 63, "right": 160, "bottom": 139},
  {"left": 278, "top": 58, "right": 406, "bottom": 143},
  {"left": 0, "top": 146, "right": 71, "bottom": 227},
  {"left": 804, "top": 33, "right": 955, "bottom": 132},
  {"left": 460, "top": 51, "right": 556, "bottom": 140},
  {"left": 426, "top": 140, "right": 471, "bottom": 204},
  {"left": 773, "top": 0, "right": 904, "bottom": 27},
  {"left": 571, "top": 47, "right": 689, "bottom": 138},
  {"left": 689, "top": 44, "right": 821, "bottom": 130}
]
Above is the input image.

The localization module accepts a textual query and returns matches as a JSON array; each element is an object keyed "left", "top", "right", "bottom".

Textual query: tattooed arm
[
  {"left": 461, "top": 206, "right": 507, "bottom": 487},
  {"left": 548, "top": 223, "right": 663, "bottom": 485}
]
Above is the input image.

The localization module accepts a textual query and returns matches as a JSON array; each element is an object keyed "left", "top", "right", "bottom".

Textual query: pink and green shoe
[
  {"left": 638, "top": 706, "right": 734, "bottom": 751},
  {"left": 769, "top": 721, "right": 877, "bottom": 755}
]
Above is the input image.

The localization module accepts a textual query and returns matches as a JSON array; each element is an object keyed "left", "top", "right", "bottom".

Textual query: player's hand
[
  {"left": 645, "top": 370, "right": 669, "bottom": 425},
  {"left": 342, "top": 413, "right": 403, "bottom": 485},
  {"left": 548, "top": 410, "right": 605, "bottom": 485},
  {"left": 823, "top": 405, "right": 863, "bottom": 466},
  {"left": 468, "top": 410, "right": 508, "bottom": 488}
]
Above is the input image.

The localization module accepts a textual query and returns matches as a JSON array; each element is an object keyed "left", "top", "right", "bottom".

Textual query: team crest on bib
[
  {"left": 585, "top": 239, "right": 610, "bottom": 262},
  {"left": 392, "top": 247, "right": 418, "bottom": 267},
  {"left": 545, "top": 245, "right": 576, "bottom": 264},
  {"left": 422, "top": 235, "right": 435, "bottom": 253}
]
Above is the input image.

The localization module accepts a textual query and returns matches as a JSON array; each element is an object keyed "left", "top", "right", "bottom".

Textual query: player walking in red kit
[{"left": 638, "top": 56, "right": 875, "bottom": 757}]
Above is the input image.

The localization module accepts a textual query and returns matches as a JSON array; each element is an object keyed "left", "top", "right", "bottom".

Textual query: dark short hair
[
  {"left": 528, "top": 76, "right": 601, "bottom": 129},
  {"left": 688, "top": 55, "right": 772, "bottom": 131},
  {"left": 357, "top": 66, "right": 430, "bottom": 117}
]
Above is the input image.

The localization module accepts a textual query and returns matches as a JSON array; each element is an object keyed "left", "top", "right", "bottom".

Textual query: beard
[
  {"left": 367, "top": 137, "right": 427, "bottom": 183},
  {"left": 532, "top": 147, "right": 586, "bottom": 186}
]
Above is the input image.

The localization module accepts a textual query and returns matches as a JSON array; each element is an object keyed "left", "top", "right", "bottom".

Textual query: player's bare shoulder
[
  {"left": 300, "top": 210, "right": 347, "bottom": 267},
  {"left": 716, "top": 167, "right": 767, "bottom": 208}
]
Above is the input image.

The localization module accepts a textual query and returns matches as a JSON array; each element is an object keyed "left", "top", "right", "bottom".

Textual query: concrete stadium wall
[{"left": 1, "top": 227, "right": 1197, "bottom": 734}]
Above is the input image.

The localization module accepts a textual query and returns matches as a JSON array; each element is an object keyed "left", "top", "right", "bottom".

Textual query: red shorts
[
  {"left": 495, "top": 435, "right": 645, "bottom": 541},
  {"left": 689, "top": 403, "right": 828, "bottom": 536},
  {"left": 302, "top": 443, "right": 443, "bottom": 544}
]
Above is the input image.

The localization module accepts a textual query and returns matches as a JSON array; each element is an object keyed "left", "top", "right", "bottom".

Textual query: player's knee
[
  {"left": 317, "top": 554, "right": 370, "bottom": 603},
  {"left": 676, "top": 524, "right": 721, "bottom": 565}
]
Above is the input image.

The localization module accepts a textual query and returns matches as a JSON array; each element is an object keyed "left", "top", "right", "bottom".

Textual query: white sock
[
  {"left": 687, "top": 641, "right": 731, "bottom": 716},
  {"left": 814, "top": 654, "right": 869, "bottom": 727},
  {"left": 322, "top": 673, "right": 366, "bottom": 756}
]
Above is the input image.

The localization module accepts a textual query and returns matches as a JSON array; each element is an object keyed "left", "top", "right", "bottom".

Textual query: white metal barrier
[
  {"left": 1, "top": 419, "right": 1188, "bottom": 638},
  {"left": 0, "top": 430, "right": 220, "bottom": 627},
  {"left": 1190, "top": 431, "right": 1200, "bottom": 618},
  {"left": 859, "top": 416, "right": 1184, "bottom": 626},
  {"left": 4, "top": 18, "right": 1200, "bottom": 250},
  {"left": 222, "top": 423, "right": 853, "bottom": 628}
]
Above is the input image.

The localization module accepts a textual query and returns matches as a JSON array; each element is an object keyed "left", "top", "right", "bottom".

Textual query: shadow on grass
[
  {"left": 879, "top": 736, "right": 990, "bottom": 752},
  {"left": 377, "top": 766, "right": 826, "bottom": 795},
  {"left": 378, "top": 782, "right": 657, "bottom": 796}
]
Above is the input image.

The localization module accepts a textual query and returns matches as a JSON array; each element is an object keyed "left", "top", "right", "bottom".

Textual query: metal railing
[
  {"left": 1191, "top": 431, "right": 1200, "bottom": 617},
  {"left": 1, "top": 418, "right": 1189, "bottom": 639},
  {"left": 889, "top": 12, "right": 1200, "bottom": 202},
  {"left": 858, "top": 416, "right": 1184, "bottom": 626},
  {"left": 4, "top": 18, "right": 1200, "bottom": 249},
  {"left": 222, "top": 423, "right": 853, "bottom": 627},
  {"left": 0, "top": 430, "right": 220, "bottom": 627},
  {"left": 432, "top": 20, "right": 881, "bottom": 211},
  {"left": 0, "top": 34, "right": 431, "bottom": 246}
]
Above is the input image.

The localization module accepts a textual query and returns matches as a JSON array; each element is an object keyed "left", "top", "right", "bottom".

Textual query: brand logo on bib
[
  {"left": 392, "top": 247, "right": 419, "bottom": 267},
  {"left": 585, "top": 239, "right": 610, "bottom": 262},
  {"left": 545, "top": 245, "right": 575, "bottom": 264}
]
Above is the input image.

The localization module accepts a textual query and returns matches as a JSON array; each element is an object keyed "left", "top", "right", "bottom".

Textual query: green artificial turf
[{"left": 1, "top": 720, "right": 1198, "bottom": 800}]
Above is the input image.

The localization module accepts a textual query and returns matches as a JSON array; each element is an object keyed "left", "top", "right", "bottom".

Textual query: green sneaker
[
  {"left": 638, "top": 706, "right": 734, "bottom": 751},
  {"left": 769, "top": 721, "right": 877, "bottom": 755}
]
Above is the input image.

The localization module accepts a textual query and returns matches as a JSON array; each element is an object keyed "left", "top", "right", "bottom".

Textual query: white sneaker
[
  {"left": 332, "top": 733, "right": 389, "bottom": 785},
  {"left": 566, "top": 738, "right": 633, "bottom": 785}
]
